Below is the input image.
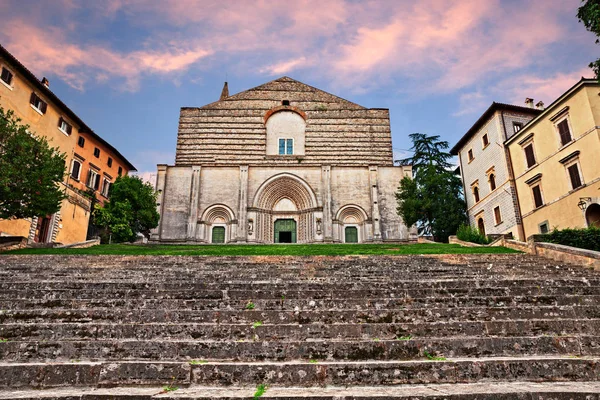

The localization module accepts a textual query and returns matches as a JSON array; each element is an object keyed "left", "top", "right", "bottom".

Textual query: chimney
[
  {"left": 219, "top": 82, "right": 229, "bottom": 101},
  {"left": 524, "top": 98, "right": 534, "bottom": 108},
  {"left": 535, "top": 101, "right": 545, "bottom": 110},
  {"left": 41, "top": 77, "right": 49, "bottom": 88}
]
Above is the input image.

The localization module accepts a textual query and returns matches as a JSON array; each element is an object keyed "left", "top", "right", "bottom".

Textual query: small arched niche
[{"left": 265, "top": 110, "right": 306, "bottom": 156}]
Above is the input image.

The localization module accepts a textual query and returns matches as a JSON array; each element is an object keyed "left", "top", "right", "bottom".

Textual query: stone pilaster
[
  {"left": 237, "top": 165, "right": 249, "bottom": 242},
  {"left": 150, "top": 164, "right": 168, "bottom": 241},
  {"left": 186, "top": 166, "right": 202, "bottom": 240},
  {"left": 369, "top": 166, "right": 382, "bottom": 241},
  {"left": 321, "top": 165, "right": 333, "bottom": 242}
]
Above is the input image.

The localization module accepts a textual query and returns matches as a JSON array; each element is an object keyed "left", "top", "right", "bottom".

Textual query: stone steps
[
  {"left": 2, "top": 336, "right": 598, "bottom": 362},
  {"left": 2, "top": 305, "right": 598, "bottom": 324},
  {"left": 4, "top": 382, "right": 600, "bottom": 400},
  {"left": 0, "top": 253, "right": 598, "bottom": 397}
]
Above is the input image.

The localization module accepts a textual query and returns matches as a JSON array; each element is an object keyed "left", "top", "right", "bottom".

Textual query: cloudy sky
[{"left": 1, "top": 0, "right": 596, "bottom": 179}]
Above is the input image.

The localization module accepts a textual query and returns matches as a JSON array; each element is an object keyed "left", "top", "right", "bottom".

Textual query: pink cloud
[{"left": 260, "top": 57, "right": 309, "bottom": 75}]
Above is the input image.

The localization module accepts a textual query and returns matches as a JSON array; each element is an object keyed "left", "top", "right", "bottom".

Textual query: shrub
[
  {"left": 456, "top": 224, "right": 490, "bottom": 245},
  {"left": 542, "top": 227, "right": 600, "bottom": 252}
]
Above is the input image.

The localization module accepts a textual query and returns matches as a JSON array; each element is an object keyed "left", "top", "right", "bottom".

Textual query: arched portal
[
  {"left": 335, "top": 205, "right": 369, "bottom": 243},
  {"left": 200, "top": 204, "right": 236, "bottom": 243},
  {"left": 251, "top": 173, "right": 319, "bottom": 243},
  {"left": 586, "top": 203, "right": 600, "bottom": 228}
]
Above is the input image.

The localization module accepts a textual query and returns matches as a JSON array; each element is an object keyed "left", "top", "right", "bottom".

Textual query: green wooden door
[
  {"left": 212, "top": 226, "right": 226, "bottom": 243},
  {"left": 345, "top": 226, "right": 358, "bottom": 243},
  {"left": 274, "top": 219, "right": 297, "bottom": 243}
]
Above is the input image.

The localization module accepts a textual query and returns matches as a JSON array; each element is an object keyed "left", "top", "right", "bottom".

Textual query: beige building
[
  {"left": 506, "top": 78, "right": 600, "bottom": 237},
  {"left": 152, "top": 77, "right": 415, "bottom": 243},
  {"left": 0, "top": 44, "right": 135, "bottom": 244}
]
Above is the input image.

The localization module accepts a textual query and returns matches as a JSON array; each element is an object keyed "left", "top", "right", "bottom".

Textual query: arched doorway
[
  {"left": 274, "top": 219, "right": 297, "bottom": 243},
  {"left": 586, "top": 203, "right": 600, "bottom": 227},
  {"left": 200, "top": 204, "right": 236, "bottom": 243},
  {"left": 477, "top": 217, "right": 486, "bottom": 236},
  {"left": 335, "top": 205, "right": 368, "bottom": 243}
]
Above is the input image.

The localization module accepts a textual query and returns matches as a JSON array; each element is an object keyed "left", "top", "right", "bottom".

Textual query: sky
[{"left": 1, "top": 0, "right": 597, "bottom": 181}]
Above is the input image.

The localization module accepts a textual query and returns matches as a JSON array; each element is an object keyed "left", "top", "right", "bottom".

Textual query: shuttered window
[
  {"left": 58, "top": 117, "right": 72, "bottom": 135},
  {"left": 1, "top": 67, "right": 13, "bottom": 86},
  {"left": 557, "top": 120, "right": 572, "bottom": 146},
  {"left": 524, "top": 144, "right": 536, "bottom": 168},
  {"left": 489, "top": 174, "right": 496, "bottom": 191},
  {"left": 567, "top": 164, "right": 582, "bottom": 189},
  {"left": 532, "top": 185, "right": 543, "bottom": 208},
  {"left": 70, "top": 160, "right": 81, "bottom": 180},
  {"left": 29, "top": 92, "right": 47, "bottom": 114},
  {"left": 494, "top": 206, "right": 502, "bottom": 225}
]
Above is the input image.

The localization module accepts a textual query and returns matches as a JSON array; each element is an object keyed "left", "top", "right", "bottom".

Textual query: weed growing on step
[
  {"left": 161, "top": 377, "right": 179, "bottom": 393},
  {"left": 254, "top": 384, "right": 267, "bottom": 399},
  {"left": 309, "top": 359, "right": 318, "bottom": 364},
  {"left": 424, "top": 350, "right": 447, "bottom": 361},
  {"left": 189, "top": 360, "right": 208, "bottom": 365},
  {"left": 373, "top": 338, "right": 380, "bottom": 342},
  {"left": 245, "top": 301, "right": 256, "bottom": 310},
  {"left": 397, "top": 335, "right": 413, "bottom": 341},
  {"left": 252, "top": 321, "right": 263, "bottom": 329},
  {"left": 0, "top": 338, "right": 8, "bottom": 343}
]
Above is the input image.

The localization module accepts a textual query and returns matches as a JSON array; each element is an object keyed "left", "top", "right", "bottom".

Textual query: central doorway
[{"left": 274, "top": 219, "right": 297, "bottom": 243}]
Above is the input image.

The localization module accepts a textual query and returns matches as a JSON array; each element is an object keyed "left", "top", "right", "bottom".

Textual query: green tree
[
  {"left": 578, "top": 0, "right": 600, "bottom": 79},
  {"left": 395, "top": 133, "right": 467, "bottom": 242},
  {"left": 93, "top": 175, "right": 159, "bottom": 242},
  {"left": 0, "top": 107, "right": 66, "bottom": 220}
]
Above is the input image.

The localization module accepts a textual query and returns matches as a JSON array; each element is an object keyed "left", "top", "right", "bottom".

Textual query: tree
[
  {"left": 0, "top": 107, "right": 66, "bottom": 220},
  {"left": 578, "top": 0, "right": 600, "bottom": 79},
  {"left": 93, "top": 175, "right": 159, "bottom": 242},
  {"left": 395, "top": 133, "right": 467, "bottom": 242}
]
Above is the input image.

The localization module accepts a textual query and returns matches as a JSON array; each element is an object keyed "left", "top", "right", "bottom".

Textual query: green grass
[{"left": 4, "top": 243, "right": 519, "bottom": 256}]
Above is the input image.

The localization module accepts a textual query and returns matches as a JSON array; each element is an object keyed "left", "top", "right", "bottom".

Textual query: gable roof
[
  {"left": 192, "top": 76, "right": 367, "bottom": 110},
  {"left": 0, "top": 44, "right": 136, "bottom": 171},
  {"left": 450, "top": 102, "right": 542, "bottom": 155}
]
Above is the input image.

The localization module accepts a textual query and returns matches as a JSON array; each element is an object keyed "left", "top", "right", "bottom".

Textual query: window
[
  {"left": 524, "top": 144, "right": 536, "bottom": 168},
  {"left": 87, "top": 169, "right": 100, "bottom": 190},
  {"left": 101, "top": 177, "right": 111, "bottom": 197},
  {"left": 118, "top": 166, "right": 123, "bottom": 176},
  {"left": 77, "top": 136, "right": 85, "bottom": 148},
  {"left": 58, "top": 117, "right": 72, "bottom": 135},
  {"left": 107, "top": 157, "right": 113, "bottom": 168},
  {"left": 532, "top": 184, "right": 544, "bottom": 208},
  {"left": 278, "top": 138, "right": 294, "bottom": 155},
  {"left": 482, "top": 134, "right": 489, "bottom": 147},
  {"left": 1, "top": 67, "right": 13, "bottom": 86},
  {"left": 567, "top": 163, "right": 582, "bottom": 190},
  {"left": 282, "top": 100, "right": 290, "bottom": 106},
  {"left": 93, "top": 147, "right": 100, "bottom": 158},
  {"left": 489, "top": 173, "right": 496, "bottom": 191},
  {"left": 70, "top": 159, "right": 81, "bottom": 180},
  {"left": 494, "top": 206, "right": 502, "bottom": 225},
  {"left": 473, "top": 186, "right": 480, "bottom": 203},
  {"left": 557, "top": 119, "right": 572, "bottom": 146},
  {"left": 468, "top": 149, "right": 474, "bottom": 162},
  {"left": 539, "top": 221, "right": 549, "bottom": 234},
  {"left": 513, "top": 122, "right": 523, "bottom": 133},
  {"left": 29, "top": 93, "right": 47, "bottom": 114}
]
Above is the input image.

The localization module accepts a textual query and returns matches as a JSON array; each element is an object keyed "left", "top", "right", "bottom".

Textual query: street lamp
[{"left": 577, "top": 197, "right": 592, "bottom": 211}]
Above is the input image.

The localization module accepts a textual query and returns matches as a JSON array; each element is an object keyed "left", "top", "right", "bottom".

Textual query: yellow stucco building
[
  {"left": 506, "top": 78, "right": 600, "bottom": 237},
  {"left": 0, "top": 44, "right": 135, "bottom": 244}
]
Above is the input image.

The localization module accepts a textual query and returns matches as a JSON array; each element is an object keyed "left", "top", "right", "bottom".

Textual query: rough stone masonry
[{"left": 151, "top": 77, "right": 416, "bottom": 244}]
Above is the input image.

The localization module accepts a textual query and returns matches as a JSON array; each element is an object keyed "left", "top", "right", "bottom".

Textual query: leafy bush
[
  {"left": 456, "top": 224, "right": 490, "bottom": 245},
  {"left": 542, "top": 227, "right": 600, "bottom": 252}
]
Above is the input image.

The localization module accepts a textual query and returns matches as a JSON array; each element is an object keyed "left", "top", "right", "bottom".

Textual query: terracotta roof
[{"left": 0, "top": 44, "right": 136, "bottom": 171}]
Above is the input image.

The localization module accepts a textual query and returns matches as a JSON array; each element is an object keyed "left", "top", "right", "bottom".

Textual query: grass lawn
[{"left": 4, "top": 243, "right": 519, "bottom": 256}]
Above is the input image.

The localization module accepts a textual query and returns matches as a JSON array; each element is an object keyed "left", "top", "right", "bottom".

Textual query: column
[
  {"left": 321, "top": 165, "right": 333, "bottom": 242},
  {"left": 237, "top": 165, "right": 249, "bottom": 242},
  {"left": 369, "top": 166, "right": 382, "bottom": 241},
  {"left": 186, "top": 166, "right": 201, "bottom": 240}
]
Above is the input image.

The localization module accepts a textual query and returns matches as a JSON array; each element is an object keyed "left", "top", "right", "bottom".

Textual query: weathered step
[
  {"left": 2, "top": 382, "right": 600, "bottom": 399},
  {"left": 2, "top": 336, "right": 597, "bottom": 362},
  {"left": 3, "top": 294, "right": 599, "bottom": 311},
  {"left": 2, "top": 286, "right": 598, "bottom": 301},
  {"left": 1, "top": 357, "right": 599, "bottom": 388},
  {"left": 2, "top": 305, "right": 599, "bottom": 324},
  {"left": 2, "top": 319, "right": 599, "bottom": 341}
]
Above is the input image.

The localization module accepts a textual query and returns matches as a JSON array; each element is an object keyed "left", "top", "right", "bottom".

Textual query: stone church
[{"left": 151, "top": 77, "right": 415, "bottom": 243}]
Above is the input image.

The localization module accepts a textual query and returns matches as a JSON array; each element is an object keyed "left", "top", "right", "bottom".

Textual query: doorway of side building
[
  {"left": 345, "top": 226, "right": 358, "bottom": 243},
  {"left": 274, "top": 219, "right": 297, "bottom": 243},
  {"left": 211, "top": 226, "right": 226, "bottom": 243},
  {"left": 477, "top": 217, "right": 486, "bottom": 236},
  {"left": 586, "top": 203, "right": 600, "bottom": 228},
  {"left": 34, "top": 215, "right": 52, "bottom": 243}
]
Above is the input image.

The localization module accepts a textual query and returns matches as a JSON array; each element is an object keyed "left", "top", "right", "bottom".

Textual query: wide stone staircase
[{"left": 0, "top": 253, "right": 599, "bottom": 399}]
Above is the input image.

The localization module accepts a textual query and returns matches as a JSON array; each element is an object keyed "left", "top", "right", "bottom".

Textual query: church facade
[{"left": 151, "top": 77, "right": 415, "bottom": 243}]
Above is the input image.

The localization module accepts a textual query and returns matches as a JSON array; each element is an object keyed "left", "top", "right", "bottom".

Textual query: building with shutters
[
  {"left": 505, "top": 78, "right": 600, "bottom": 237},
  {"left": 151, "top": 77, "right": 416, "bottom": 243},
  {"left": 0, "top": 44, "right": 135, "bottom": 244},
  {"left": 451, "top": 102, "right": 541, "bottom": 241}
]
